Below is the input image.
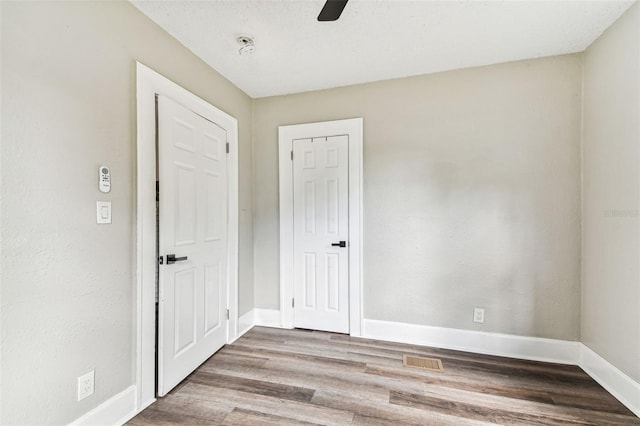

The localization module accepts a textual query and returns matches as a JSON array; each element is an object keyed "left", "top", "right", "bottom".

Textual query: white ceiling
[{"left": 131, "top": 0, "right": 634, "bottom": 98}]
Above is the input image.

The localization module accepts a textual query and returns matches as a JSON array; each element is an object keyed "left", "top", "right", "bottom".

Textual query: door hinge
[
  {"left": 156, "top": 181, "right": 159, "bottom": 202},
  {"left": 226, "top": 309, "right": 230, "bottom": 320},
  {"left": 226, "top": 142, "right": 230, "bottom": 154},
  {"left": 292, "top": 298, "right": 295, "bottom": 308},
  {"left": 290, "top": 150, "right": 293, "bottom": 161}
]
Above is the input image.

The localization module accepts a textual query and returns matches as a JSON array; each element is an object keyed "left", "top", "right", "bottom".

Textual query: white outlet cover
[
  {"left": 473, "top": 307, "right": 485, "bottom": 324},
  {"left": 77, "top": 370, "right": 95, "bottom": 401}
]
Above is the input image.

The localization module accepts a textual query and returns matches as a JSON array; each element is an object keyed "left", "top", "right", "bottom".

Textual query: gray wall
[
  {"left": 0, "top": 1, "right": 253, "bottom": 424},
  {"left": 582, "top": 2, "right": 640, "bottom": 383},
  {"left": 253, "top": 55, "right": 582, "bottom": 340}
]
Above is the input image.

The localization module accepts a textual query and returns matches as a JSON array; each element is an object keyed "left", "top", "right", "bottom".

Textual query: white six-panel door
[
  {"left": 293, "top": 135, "right": 349, "bottom": 333},
  {"left": 157, "top": 95, "right": 228, "bottom": 396}
]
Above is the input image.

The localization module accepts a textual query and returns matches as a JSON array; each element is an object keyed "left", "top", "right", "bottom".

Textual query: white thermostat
[{"left": 99, "top": 165, "right": 111, "bottom": 193}]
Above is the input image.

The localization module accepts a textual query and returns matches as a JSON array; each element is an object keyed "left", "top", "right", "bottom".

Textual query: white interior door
[
  {"left": 157, "top": 95, "right": 228, "bottom": 396},
  {"left": 293, "top": 135, "right": 349, "bottom": 333}
]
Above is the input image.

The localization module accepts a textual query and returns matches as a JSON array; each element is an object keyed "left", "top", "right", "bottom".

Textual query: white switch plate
[
  {"left": 473, "top": 307, "right": 485, "bottom": 324},
  {"left": 77, "top": 370, "right": 95, "bottom": 401},
  {"left": 96, "top": 201, "right": 111, "bottom": 224}
]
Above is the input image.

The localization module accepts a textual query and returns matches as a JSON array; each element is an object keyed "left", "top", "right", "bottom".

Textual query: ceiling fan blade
[{"left": 318, "top": 0, "right": 349, "bottom": 22}]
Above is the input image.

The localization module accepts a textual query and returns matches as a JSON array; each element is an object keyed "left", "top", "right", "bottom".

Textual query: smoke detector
[{"left": 237, "top": 35, "right": 255, "bottom": 55}]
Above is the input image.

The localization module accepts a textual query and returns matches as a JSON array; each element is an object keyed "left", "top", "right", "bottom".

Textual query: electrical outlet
[
  {"left": 77, "top": 370, "right": 95, "bottom": 401},
  {"left": 473, "top": 307, "right": 485, "bottom": 324}
]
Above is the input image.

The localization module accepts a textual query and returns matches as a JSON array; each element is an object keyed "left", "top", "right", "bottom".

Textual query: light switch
[{"left": 96, "top": 201, "right": 111, "bottom": 224}]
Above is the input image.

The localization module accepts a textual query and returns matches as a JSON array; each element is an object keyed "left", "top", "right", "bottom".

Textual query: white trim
[
  {"left": 278, "top": 118, "right": 364, "bottom": 336},
  {"left": 237, "top": 309, "right": 256, "bottom": 339},
  {"left": 580, "top": 344, "right": 640, "bottom": 417},
  {"left": 68, "top": 386, "right": 137, "bottom": 426},
  {"left": 363, "top": 319, "right": 580, "bottom": 365},
  {"left": 255, "top": 308, "right": 282, "bottom": 328},
  {"left": 135, "top": 62, "right": 239, "bottom": 410},
  {"left": 238, "top": 308, "right": 282, "bottom": 330}
]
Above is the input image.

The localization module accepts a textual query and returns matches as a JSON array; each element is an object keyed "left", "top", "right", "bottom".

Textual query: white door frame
[
  {"left": 278, "top": 118, "right": 363, "bottom": 337},
  {"left": 135, "top": 62, "right": 239, "bottom": 411}
]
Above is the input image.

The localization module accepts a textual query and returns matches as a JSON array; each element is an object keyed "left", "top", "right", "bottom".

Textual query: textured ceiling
[{"left": 131, "top": 0, "right": 634, "bottom": 98}]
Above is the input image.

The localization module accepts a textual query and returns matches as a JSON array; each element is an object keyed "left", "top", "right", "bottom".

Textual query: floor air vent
[{"left": 403, "top": 354, "right": 444, "bottom": 372}]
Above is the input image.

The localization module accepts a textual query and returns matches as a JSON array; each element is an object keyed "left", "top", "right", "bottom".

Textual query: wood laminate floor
[{"left": 128, "top": 327, "right": 640, "bottom": 425}]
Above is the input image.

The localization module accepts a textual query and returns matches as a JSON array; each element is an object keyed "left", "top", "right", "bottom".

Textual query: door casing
[
  {"left": 135, "top": 62, "right": 239, "bottom": 411},
  {"left": 278, "top": 118, "right": 363, "bottom": 336}
]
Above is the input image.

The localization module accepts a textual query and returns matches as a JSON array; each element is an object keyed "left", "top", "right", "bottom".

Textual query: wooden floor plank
[
  {"left": 311, "top": 388, "right": 494, "bottom": 426},
  {"left": 172, "top": 382, "right": 355, "bottom": 425},
  {"left": 138, "top": 394, "right": 232, "bottom": 425},
  {"left": 415, "top": 383, "right": 640, "bottom": 425},
  {"left": 391, "top": 389, "right": 569, "bottom": 425},
  {"left": 222, "top": 408, "right": 322, "bottom": 426},
  {"left": 128, "top": 326, "right": 640, "bottom": 425},
  {"left": 189, "top": 370, "right": 315, "bottom": 403}
]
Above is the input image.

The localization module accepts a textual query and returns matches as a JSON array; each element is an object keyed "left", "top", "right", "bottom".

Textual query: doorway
[
  {"left": 155, "top": 95, "right": 229, "bottom": 396},
  {"left": 278, "top": 118, "right": 363, "bottom": 336},
  {"left": 135, "top": 63, "right": 239, "bottom": 410}
]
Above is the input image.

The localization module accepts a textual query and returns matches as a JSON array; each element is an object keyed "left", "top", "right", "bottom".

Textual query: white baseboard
[
  {"left": 236, "top": 309, "right": 256, "bottom": 340},
  {"left": 363, "top": 318, "right": 580, "bottom": 365},
  {"left": 234, "top": 308, "right": 282, "bottom": 341},
  {"left": 580, "top": 345, "right": 640, "bottom": 417},
  {"left": 68, "top": 385, "right": 137, "bottom": 426},
  {"left": 254, "top": 308, "right": 282, "bottom": 328}
]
